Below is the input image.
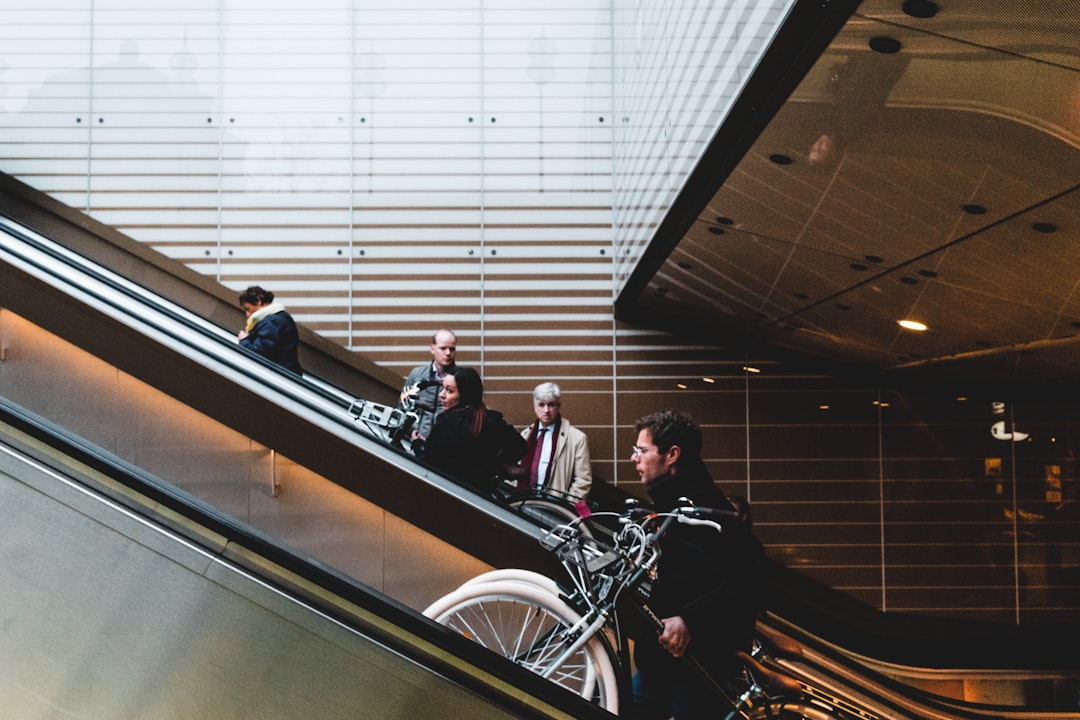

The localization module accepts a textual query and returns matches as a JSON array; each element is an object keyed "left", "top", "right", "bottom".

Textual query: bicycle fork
[{"left": 538, "top": 610, "right": 609, "bottom": 681}]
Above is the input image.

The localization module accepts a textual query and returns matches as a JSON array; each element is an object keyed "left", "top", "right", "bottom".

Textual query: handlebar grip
[{"left": 676, "top": 505, "right": 741, "bottom": 522}]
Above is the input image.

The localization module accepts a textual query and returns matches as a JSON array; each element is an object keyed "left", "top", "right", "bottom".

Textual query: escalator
[
  {"left": 0, "top": 194, "right": 559, "bottom": 582},
  {"left": 0, "top": 397, "right": 609, "bottom": 719},
  {"left": 2, "top": 173, "right": 1079, "bottom": 718}
]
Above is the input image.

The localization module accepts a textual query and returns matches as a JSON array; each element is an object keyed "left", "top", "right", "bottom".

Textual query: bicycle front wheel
[
  {"left": 456, "top": 568, "right": 563, "bottom": 597},
  {"left": 423, "top": 580, "right": 619, "bottom": 713}
]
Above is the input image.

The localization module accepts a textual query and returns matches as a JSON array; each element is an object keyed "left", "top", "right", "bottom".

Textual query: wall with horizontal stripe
[{"left": 1, "top": 0, "right": 1076, "bottom": 625}]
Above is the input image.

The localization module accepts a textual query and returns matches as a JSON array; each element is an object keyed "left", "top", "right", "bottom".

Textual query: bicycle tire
[
  {"left": 456, "top": 568, "right": 562, "bottom": 597},
  {"left": 423, "top": 579, "right": 619, "bottom": 713},
  {"left": 454, "top": 569, "right": 623, "bottom": 685}
]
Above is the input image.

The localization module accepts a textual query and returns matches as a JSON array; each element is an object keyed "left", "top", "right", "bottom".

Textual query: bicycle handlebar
[
  {"left": 672, "top": 504, "right": 741, "bottom": 533},
  {"left": 672, "top": 500, "right": 741, "bottom": 522}
]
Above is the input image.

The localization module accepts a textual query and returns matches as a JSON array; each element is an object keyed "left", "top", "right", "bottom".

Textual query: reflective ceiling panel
[{"left": 622, "top": 0, "right": 1080, "bottom": 386}]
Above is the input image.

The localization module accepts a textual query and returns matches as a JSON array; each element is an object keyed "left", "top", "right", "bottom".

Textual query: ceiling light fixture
[
  {"left": 742, "top": 366, "right": 761, "bottom": 374},
  {"left": 702, "top": 377, "right": 715, "bottom": 384},
  {"left": 898, "top": 319, "right": 928, "bottom": 331},
  {"left": 869, "top": 36, "right": 902, "bottom": 54},
  {"left": 902, "top": 0, "right": 939, "bottom": 19}
]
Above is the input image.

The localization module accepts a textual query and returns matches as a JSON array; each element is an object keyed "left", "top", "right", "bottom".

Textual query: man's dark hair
[{"left": 634, "top": 410, "right": 702, "bottom": 461}]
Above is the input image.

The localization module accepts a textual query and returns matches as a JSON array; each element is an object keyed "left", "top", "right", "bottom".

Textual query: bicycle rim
[{"left": 424, "top": 580, "right": 618, "bottom": 713}]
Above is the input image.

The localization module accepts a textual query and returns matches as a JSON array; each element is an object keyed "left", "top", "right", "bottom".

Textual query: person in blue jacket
[{"left": 236, "top": 286, "right": 303, "bottom": 375}]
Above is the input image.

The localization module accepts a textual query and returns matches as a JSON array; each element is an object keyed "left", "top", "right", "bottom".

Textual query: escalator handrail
[
  {"left": 0, "top": 394, "right": 611, "bottom": 720},
  {"left": 0, "top": 212, "right": 542, "bottom": 537}
]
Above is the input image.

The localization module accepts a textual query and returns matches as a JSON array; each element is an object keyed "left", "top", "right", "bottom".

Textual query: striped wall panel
[{"left": 1, "top": 1, "right": 1076, "bottom": 626}]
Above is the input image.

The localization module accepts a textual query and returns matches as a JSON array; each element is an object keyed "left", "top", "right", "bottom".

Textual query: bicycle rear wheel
[
  {"left": 423, "top": 580, "right": 619, "bottom": 713},
  {"left": 508, "top": 495, "right": 587, "bottom": 532}
]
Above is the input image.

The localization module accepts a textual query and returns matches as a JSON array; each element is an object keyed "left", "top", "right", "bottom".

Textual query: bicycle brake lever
[{"left": 676, "top": 515, "right": 724, "bottom": 533}]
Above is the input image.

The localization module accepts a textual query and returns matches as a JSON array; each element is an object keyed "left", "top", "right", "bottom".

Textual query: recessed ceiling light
[
  {"left": 677, "top": 383, "right": 687, "bottom": 389},
  {"left": 898, "top": 319, "right": 928, "bottom": 331},
  {"left": 869, "top": 36, "right": 902, "bottom": 54},
  {"left": 902, "top": 0, "right": 939, "bottom": 19},
  {"left": 702, "top": 377, "right": 715, "bottom": 384},
  {"left": 742, "top": 366, "right": 761, "bottom": 374}
]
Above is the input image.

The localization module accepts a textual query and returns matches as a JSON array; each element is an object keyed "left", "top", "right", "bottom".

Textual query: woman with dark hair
[
  {"left": 236, "top": 286, "right": 303, "bottom": 374},
  {"left": 423, "top": 367, "right": 526, "bottom": 494}
]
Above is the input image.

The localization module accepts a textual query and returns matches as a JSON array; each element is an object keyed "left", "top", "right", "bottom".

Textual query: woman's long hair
[{"left": 451, "top": 367, "right": 486, "bottom": 439}]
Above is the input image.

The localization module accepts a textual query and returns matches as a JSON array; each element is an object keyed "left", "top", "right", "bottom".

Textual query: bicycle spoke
[{"left": 439, "top": 596, "right": 592, "bottom": 694}]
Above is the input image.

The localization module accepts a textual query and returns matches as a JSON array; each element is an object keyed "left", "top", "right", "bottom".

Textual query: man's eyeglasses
[{"left": 631, "top": 445, "right": 659, "bottom": 457}]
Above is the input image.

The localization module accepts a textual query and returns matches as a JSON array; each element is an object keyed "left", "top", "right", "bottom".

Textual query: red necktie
[{"left": 530, "top": 427, "right": 547, "bottom": 487}]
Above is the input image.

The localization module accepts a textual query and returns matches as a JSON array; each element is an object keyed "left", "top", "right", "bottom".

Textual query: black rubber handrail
[{"left": 0, "top": 213, "right": 355, "bottom": 417}]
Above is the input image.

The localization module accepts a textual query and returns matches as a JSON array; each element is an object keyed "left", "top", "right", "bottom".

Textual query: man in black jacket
[
  {"left": 629, "top": 410, "right": 765, "bottom": 720},
  {"left": 398, "top": 328, "right": 457, "bottom": 444}
]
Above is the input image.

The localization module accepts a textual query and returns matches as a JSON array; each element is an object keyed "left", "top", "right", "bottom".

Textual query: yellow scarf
[{"left": 244, "top": 302, "right": 287, "bottom": 333}]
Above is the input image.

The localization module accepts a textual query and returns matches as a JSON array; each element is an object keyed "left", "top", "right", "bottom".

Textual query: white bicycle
[{"left": 424, "top": 501, "right": 811, "bottom": 717}]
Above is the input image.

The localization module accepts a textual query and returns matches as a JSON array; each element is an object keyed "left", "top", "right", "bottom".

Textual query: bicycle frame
[
  {"left": 427, "top": 502, "right": 812, "bottom": 716},
  {"left": 538, "top": 505, "right": 751, "bottom": 713}
]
